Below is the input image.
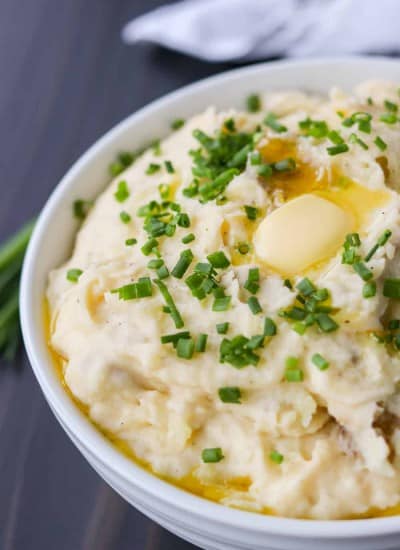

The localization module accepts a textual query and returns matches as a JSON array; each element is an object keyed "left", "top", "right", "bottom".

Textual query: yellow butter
[{"left": 254, "top": 194, "right": 353, "bottom": 275}]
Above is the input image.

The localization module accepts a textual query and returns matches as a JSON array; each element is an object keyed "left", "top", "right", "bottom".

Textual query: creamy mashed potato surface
[{"left": 47, "top": 81, "right": 400, "bottom": 519}]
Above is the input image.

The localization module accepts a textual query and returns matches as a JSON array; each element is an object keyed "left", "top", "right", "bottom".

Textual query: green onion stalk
[{"left": 0, "top": 219, "right": 35, "bottom": 362}]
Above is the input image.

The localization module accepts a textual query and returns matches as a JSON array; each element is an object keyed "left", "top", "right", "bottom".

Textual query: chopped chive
[
  {"left": 213, "top": 296, "right": 231, "bottom": 312},
  {"left": 195, "top": 333, "right": 208, "bottom": 352},
  {"left": 248, "top": 296, "right": 262, "bottom": 314},
  {"left": 161, "top": 331, "right": 190, "bottom": 346},
  {"left": 202, "top": 448, "right": 224, "bottom": 463},
  {"left": 176, "top": 213, "right": 191, "bottom": 228},
  {"left": 156, "top": 264, "right": 169, "bottom": 279},
  {"left": 328, "top": 130, "right": 344, "bottom": 145},
  {"left": 250, "top": 151, "right": 262, "bottom": 165},
  {"left": 296, "top": 277, "right": 316, "bottom": 296},
  {"left": 171, "top": 249, "right": 194, "bottom": 278},
  {"left": 66, "top": 268, "right": 83, "bottom": 283},
  {"left": 315, "top": 313, "right": 338, "bottom": 332},
  {"left": 349, "top": 133, "right": 368, "bottom": 150},
  {"left": 389, "top": 319, "right": 400, "bottom": 330},
  {"left": 244, "top": 205, "right": 258, "bottom": 220},
  {"left": 224, "top": 118, "right": 236, "bottom": 132},
  {"left": 207, "top": 251, "right": 230, "bottom": 269},
  {"left": 380, "top": 113, "right": 397, "bottom": 124},
  {"left": 182, "top": 233, "right": 195, "bottom": 244},
  {"left": 176, "top": 337, "right": 195, "bottom": 359},
  {"left": 114, "top": 180, "right": 130, "bottom": 202},
  {"left": 285, "top": 366, "right": 304, "bottom": 382},
  {"left": 363, "top": 281, "right": 377, "bottom": 298},
  {"left": 158, "top": 183, "right": 170, "bottom": 200},
  {"left": 147, "top": 258, "right": 164, "bottom": 269},
  {"left": 237, "top": 242, "right": 250, "bottom": 255},
  {"left": 111, "top": 283, "right": 136, "bottom": 300},
  {"left": 244, "top": 267, "right": 260, "bottom": 294},
  {"left": 374, "top": 136, "right": 387, "bottom": 151},
  {"left": 218, "top": 386, "right": 241, "bottom": 404},
  {"left": 73, "top": 199, "right": 92, "bottom": 220},
  {"left": 383, "top": 278, "right": 400, "bottom": 299},
  {"left": 312, "top": 353, "right": 329, "bottom": 370},
  {"left": 154, "top": 279, "right": 184, "bottom": 328},
  {"left": 263, "top": 317, "right": 277, "bottom": 337},
  {"left": 125, "top": 238, "right": 137, "bottom": 246},
  {"left": 164, "top": 160, "right": 175, "bottom": 173},
  {"left": 273, "top": 158, "right": 296, "bottom": 172},
  {"left": 293, "top": 322, "right": 307, "bottom": 335},
  {"left": 269, "top": 450, "right": 284, "bottom": 464},
  {"left": 327, "top": 143, "right": 349, "bottom": 156},
  {"left": 136, "top": 277, "right": 153, "bottom": 298},
  {"left": 264, "top": 113, "right": 287, "bottom": 133},
  {"left": 146, "top": 163, "right": 161, "bottom": 175},
  {"left": 365, "top": 229, "right": 392, "bottom": 261},
  {"left": 353, "top": 262, "right": 373, "bottom": 281},
  {"left": 367, "top": 97, "right": 374, "bottom": 105},
  {"left": 171, "top": 118, "right": 185, "bottom": 130},
  {"left": 257, "top": 163, "right": 273, "bottom": 178},
  {"left": 246, "top": 94, "right": 261, "bottom": 113},
  {"left": 216, "top": 322, "right": 229, "bottom": 334},
  {"left": 384, "top": 99, "right": 398, "bottom": 113},
  {"left": 119, "top": 211, "right": 131, "bottom": 224},
  {"left": 285, "top": 356, "right": 299, "bottom": 369},
  {"left": 141, "top": 238, "right": 158, "bottom": 256}
]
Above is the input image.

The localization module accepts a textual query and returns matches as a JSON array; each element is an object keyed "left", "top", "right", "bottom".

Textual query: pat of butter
[{"left": 254, "top": 194, "right": 353, "bottom": 274}]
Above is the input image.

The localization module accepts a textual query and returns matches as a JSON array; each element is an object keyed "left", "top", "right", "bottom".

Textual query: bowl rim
[{"left": 20, "top": 55, "right": 400, "bottom": 538}]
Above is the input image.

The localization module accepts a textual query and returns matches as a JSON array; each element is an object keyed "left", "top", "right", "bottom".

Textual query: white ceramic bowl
[{"left": 20, "top": 57, "right": 400, "bottom": 550}]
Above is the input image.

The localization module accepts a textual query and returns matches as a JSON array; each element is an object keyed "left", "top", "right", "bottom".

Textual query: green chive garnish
[
  {"left": 207, "top": 251, "right": 230, "bottom": 269},
  {"left": 171, "top": 118, "right": 185, "bottom": 130},
  {"left": 66, "top": 268, "right": 83, "bottom": 283},
  {"left": 165, "top": 160, "right": 175, "bottom": 173},
  {"left": 176, "top": 337, "right": 195, "bottom": 359},
  {"left": 269, "top": 450, "right": 284, "bottom": 464},
  {"left": 114, "top": 180, "right": 130, "bottom": 202},
  {"left": 161, "top": 331, "right": 190, "bottom": 347},
  {"left": 365, "top": 230, "right": 392, "bottom": 262},
  {"left": 171, "top": 249, "right": 194, "bottom": 278},
  {"left": 244, "top": 267, "right": 260, "bottom": 294},
  {"left": 248, "top": 296, "right": 262, "bottom": 314},
  {"left": 353, "top": 262, "right": 373, "bottom": 281},
  {"left": 141, "top": 238, "right": 158, "bottom": 256},
  {"left": 156, "top": 264, "right": 169, "bottom": 279},
  {"left": 244, "top": 205, "right": 258, "bottom": 220},
  {"left": 195, "top": 333, "right": 208, "bottom": 352},
  {"left": 246, "top": 94, "right": 261, "bottom": 113},
  {"left": 202, "top": 448, "right": 224, "bottom": 463},
  {"left": 73, "top": 199, "right": 92, "bottom": 220},
  {"left": 258, "top": 164, "right": 273, "bottom": 178},
  {"left": 182, "top": 233, "right": 195, "bottom": 244},
  {"left": 327, "top": 144, "right": 349, "bottom": 156},
  {"left": 125, "top": 238, "right": 137, "bottom": 246},
  {"left": 312, "top": 353, "right": 329, "bottom": 370},
  {"left": 296, "top": 278, "right": 316, "bottom": 296},
  {"left": 218, "top": 387, "right": 241, "bottom": 404},
  {"left": 146, "top": 163, "right": 161, "bottom": 175},
  {"left": 212, "top": 296, "right": 231, "bottom": 312},
  {"left": 374, "top": 136, "right": 387, "bottom": 151},
  {"left": 216, "top": 322, "right": 229, "bottom": 334},
  {"left": 147, "top": 258, "right": 164, "bottom": 269},
  {"left": 383, "top": 278, "right": 400, "bottom": 299},
  {"left": 315, "top": 313, "right": 338, "bottom": 332},
  {"left": 119, "top": 211, "right": 131, "bottom": 224},
  {"left": 264, "top": 113, "right": 287, "bottom": 133},
  {"left": 263, "top": 317, "right": 277, "bottom": 337},
  {"left": 363, "top": 281, "right": 377, "bottom": 298},
  {"left": 154, "top": 279, "right": 184, "bottom": 328},
  {"left": 273, "top": 158, "right": 296, "bottom": 172}
]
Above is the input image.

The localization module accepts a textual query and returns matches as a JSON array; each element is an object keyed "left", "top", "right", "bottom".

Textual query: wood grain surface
[{"left": 0, "top": 1, "right": 236, "bottom": 548}]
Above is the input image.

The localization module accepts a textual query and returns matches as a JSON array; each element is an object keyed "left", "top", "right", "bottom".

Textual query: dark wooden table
[{"left": 0, "top": 2, "right": 235, "bottom": 548}]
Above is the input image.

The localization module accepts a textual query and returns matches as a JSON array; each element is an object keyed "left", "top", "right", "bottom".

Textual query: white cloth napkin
[{"left": 122, "top": 0, "right": 400, "bottom": 62}]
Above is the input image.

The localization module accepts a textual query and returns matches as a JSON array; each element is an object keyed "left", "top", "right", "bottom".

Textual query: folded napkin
[{"left": 122, "top": 0, "right": 400, "bottom": 62}]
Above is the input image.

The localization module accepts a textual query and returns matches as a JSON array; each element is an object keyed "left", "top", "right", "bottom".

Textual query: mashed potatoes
[{"left": 47, "top": 81, "right": 400, "bottom": 519}]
